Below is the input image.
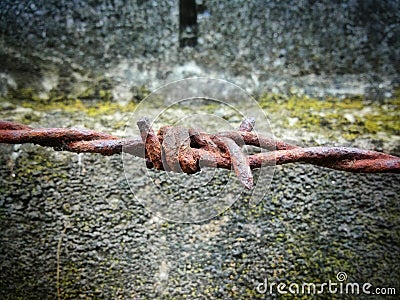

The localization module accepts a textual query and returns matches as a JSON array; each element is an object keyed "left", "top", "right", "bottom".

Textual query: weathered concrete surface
[
  {"left": 0, "top": 0, "right": 399, "bottom": 97},
  {"left": 0, "top": 107, "right": 399, "bottom": 299},
  {"left": 0, "top": 1, "right": 399, "bottom": 298}
]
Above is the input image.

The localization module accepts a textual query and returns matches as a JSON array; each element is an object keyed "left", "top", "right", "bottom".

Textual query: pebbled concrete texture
[
  {"left": 0, "top": 1, "right": 399, "bottom": 298},
  {"left": 0, "top": 108, "right": 399, "bottom": 299}
]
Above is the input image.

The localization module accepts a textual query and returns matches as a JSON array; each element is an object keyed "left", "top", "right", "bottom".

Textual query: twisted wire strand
[{"left": 0, "top": 119, "right": 399, "bottom": 189}]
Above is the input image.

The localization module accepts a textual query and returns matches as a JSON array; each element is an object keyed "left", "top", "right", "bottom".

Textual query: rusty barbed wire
[{"left": 0, "top": 118, "right": 399, "bottom": 189}]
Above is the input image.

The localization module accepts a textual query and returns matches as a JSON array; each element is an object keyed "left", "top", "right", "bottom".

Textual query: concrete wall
[{"left": 0, "top": 0, "right": 399, "bottom": 96}]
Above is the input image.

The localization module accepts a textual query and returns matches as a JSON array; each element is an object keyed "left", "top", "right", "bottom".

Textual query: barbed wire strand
[{"left": 0, "top": 119, "right": 399, "bottom": 189}]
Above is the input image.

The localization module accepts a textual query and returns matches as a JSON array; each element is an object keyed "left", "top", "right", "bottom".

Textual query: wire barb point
[{"left": 1, "top": 118, "right": 399, "bottom": 189}]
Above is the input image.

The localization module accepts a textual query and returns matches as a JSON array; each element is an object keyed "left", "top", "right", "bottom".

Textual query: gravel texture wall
[
  {"left": 1, "top": 142, "right": 399, "bottom": 299},
  {"left": 0, "top": 100, "right": 399, "bottom": 299},
  {"left": 0, "top": 1, "right": 399, "bottom": 299}
]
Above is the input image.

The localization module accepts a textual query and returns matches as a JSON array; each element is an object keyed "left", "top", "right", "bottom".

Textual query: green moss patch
[
  {"left": 258, "top": 91, "right": 400, "bottom": 140},
  {"left": 2, "top": 95, "right": 136, "bottom": 118},
  {"left": 2, "top": 85, "right": 399, "bottom": 142},
  {"left": 2, "top": 82, "right": 148, "bottom": 118}
]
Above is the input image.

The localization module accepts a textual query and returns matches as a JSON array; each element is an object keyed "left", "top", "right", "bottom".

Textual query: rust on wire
[{"left": 0, "top": 118, "right": 399, "bottom": 189}]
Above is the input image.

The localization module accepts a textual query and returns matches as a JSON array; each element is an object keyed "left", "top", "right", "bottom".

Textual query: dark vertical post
[{"left": 179, "top": 0, "right": 198, "bottom": 47}]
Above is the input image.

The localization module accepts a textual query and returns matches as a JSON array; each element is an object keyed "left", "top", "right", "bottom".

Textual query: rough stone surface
[
  {"left": 0, "top": 108, "right": 399, "bottom": 299},
  {"left": 0, "top": 0, "right": 399, "bottom": 96},
  {"left": 0, "top": 1, "right": 399, "bottom": 298}
]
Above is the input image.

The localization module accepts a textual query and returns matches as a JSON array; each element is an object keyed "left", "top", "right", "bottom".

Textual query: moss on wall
[
  {"left": 258, "top": 90, "right": 400, "bottom": 141},
  {"left": 1, "top": 86, "right": 399, "bottom": 142}
]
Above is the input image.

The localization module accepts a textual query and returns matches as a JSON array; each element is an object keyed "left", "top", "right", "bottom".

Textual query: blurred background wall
[{"left": 0, "top": 0, "right": 399, "bottom": 98}]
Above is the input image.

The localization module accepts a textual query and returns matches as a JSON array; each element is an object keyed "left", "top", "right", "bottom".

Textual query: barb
[{"left": 1, "top": 118, "right": 399, "bottom": 189}]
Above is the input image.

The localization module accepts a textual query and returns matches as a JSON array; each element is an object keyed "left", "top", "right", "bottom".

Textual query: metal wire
[{"left": 1, "top": 118, "right": 399, "bottom": 189}]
